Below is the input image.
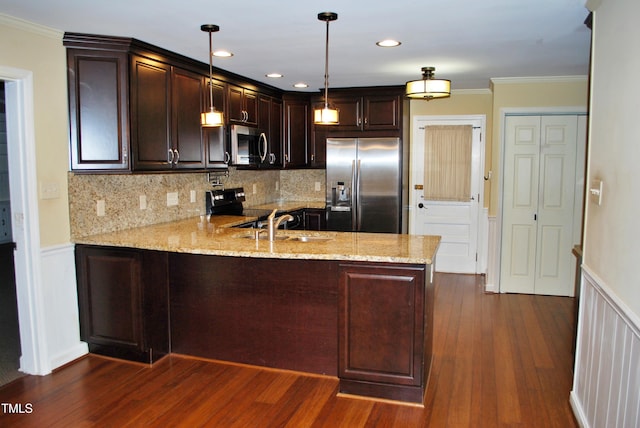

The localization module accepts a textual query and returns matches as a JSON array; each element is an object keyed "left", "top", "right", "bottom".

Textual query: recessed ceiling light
[
  {"left": 376, "top": 39, "right": 401, "bottom": 47},
  {"left": 293, "top": 82, "right": 309, "bottom": 88},
  {"left": 266, "top": 73, "right": 283, "bottom": 78},
  {"left": 213, "top": 50, "right": 233, "bottom": 57}
]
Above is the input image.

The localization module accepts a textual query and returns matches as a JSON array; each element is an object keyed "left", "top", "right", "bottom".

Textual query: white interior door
[
  {"left": 409, "top": 116, "right": 484, "bottom": 274},
  {"left": 501, "top": 115, "right": 584, "bottom": 296}
]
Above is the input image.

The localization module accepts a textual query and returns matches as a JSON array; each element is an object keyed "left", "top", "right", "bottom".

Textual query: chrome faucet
[{"left": 267, "top": 208, "right": 293, "bottom": 241}]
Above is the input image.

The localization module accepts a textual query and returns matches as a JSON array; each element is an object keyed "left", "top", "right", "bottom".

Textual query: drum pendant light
[
  {"left": 314, "top": 12, "right": 339, "bottom": 125},
  {"left": 201, "top": 24, "right": 224, "bottom": 127},
  {"left": 405, "top": 66, "right": 451, "bottom": 100}
]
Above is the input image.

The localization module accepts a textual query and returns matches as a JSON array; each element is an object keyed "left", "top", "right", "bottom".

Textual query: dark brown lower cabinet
[
  {"left": 75, "top": 245, "right": 169, "bottom": 363},
  {"left": 74, "top": 245, "right": 434, "bottom": 403},
  {"left": 304, "top": 208, "right": 327, "bottom": 230},
  {"left": 338, "top": 262, "right": 433, "bottom": 403},
  {"left": 169, "top": 254, "right": 338, "bottom": 375}
]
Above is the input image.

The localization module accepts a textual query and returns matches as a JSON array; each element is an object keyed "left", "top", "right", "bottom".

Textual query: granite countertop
[{"left": 74, "top": 212, "right": 440, "bottom": 265}]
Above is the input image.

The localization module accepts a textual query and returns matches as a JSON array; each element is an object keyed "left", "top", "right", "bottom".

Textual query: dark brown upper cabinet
[
  {"left": 65, "top": 35, "right": 213, "bottom": 172},
  {"left": 130, "top": 56, "right": 207, "bottom": 171},
  {"left": 312, "top": 87, "right": 404, "bottom": 134},
  {"left": 203, "top": 78, "right": 229, "bottom": 169},
  {"left": 258, "top": 95, "right": 283, "bottom": 168},
  {"left": 329, "top": 94, "right": 400, "bottom": 132},
  {"left": 282, "top": 93, "right": 310, "bottom": 169},
  {"left": 227, "top": 84, "right": 258, "bottom": 126},
  {"left": 67, "top": 49, "right": 130, "bottom": 171}
]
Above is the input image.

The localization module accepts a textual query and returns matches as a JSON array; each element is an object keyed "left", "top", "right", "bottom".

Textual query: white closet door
[{"left": 501, "top": 115, "right": 581, "bottom": 296}]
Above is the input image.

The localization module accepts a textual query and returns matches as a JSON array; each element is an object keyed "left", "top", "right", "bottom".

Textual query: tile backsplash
[{"left": 68, "top": 168, "right": 325, "bottom": 238}]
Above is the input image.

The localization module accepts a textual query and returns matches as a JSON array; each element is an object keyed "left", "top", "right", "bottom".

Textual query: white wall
[
  {"left": 1, "top": 15, "right": 85, "bottom": 374},
  {"left": 571, "top": 0, "right": 640, "bottom": 426}
]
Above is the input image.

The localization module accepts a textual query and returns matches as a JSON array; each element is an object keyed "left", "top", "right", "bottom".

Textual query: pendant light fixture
[
  {"left": 201, "top": 24, "right": 224, "bottom": 127},
  {"left": 405, "top": 67, "right": 451, "bottom": 100},
  {"left": 314, "top": 12, "right": 339, "bottom": 125}
]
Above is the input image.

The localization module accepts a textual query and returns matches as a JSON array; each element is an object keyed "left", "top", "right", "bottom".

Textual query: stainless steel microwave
[{"left": 230, "top": 124, "right": 268, "bottom": 166}]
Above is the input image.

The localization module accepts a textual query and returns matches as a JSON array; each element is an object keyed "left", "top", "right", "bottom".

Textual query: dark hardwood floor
[{"left": 0, "top": 273, "right": 578, "bottom": 427}]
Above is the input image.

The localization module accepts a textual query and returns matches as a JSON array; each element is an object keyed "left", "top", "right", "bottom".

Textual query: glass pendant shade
[
  {"left": 405, "top": 67, "right": 451, "bottom": 100},
  {"left": 314, "top": 106, "right": 339, "bottom": 125},
  {"left": 201, "top": 107, "right": 224, "bottom": 127},
  {"left": 201, "top": 24, "right": 224, "bottom": 127}
]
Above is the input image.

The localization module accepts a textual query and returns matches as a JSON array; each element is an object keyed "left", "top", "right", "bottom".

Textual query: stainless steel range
[{"left": 205, "top": 187, "right": 303, "bottom": 229}]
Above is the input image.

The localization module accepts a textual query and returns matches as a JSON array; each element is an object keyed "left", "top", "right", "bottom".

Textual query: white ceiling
[{"left": 1, "top": 0, "right": 592, "bottom": 92}]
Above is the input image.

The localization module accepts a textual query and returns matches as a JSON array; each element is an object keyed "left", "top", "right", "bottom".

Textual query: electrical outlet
[
  {"left": 167, "top": 192, "right": 179, "bottom": 206},
  {"left": 190, "top": 189, "right": 196, "bottom": 203},
  {"left": 275, "top": 181, "right": 279, "bottom": 191},
  {"left": 253, "top": 183, "right": 257, "bottom": 194},
  {"left": 139, "top": 195, "right": 147, "bottom": 210},
  {"left": 315, "top": 181, "right": 321, "bottom": 192},
  {"left": 96, "top": 200, "right": 106, "bottom": 217}
]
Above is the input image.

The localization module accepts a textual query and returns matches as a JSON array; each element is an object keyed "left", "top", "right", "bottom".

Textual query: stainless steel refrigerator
[{"left": 326, "top": 137, "right": 401, "bottom": 233}]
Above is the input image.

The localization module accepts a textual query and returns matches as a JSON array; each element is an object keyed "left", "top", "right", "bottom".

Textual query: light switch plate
[
  {"left": 589, "top": 179, "right": 603, "bottom": 206},
  {"left": 40, "top": 181, "right": 60, "bottom": 199},
  {"left": 139, "top": 195, "right": 147, "bottom": 210}
]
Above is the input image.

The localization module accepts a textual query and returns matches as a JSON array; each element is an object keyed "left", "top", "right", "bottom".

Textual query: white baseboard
[
  {"left": 49, "top": 342, "right": 88, "bottom": 370},
  {"left": 570, "top": 390, "right": 588, "bottom": 428}
]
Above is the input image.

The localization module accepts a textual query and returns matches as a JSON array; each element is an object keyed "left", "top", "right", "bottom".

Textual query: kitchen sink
[
  {"left": 238, "top": 233, "right": 290, "bottom": 241},
  {"left": 235, "top": 233, "right": 333, "bottom": 242},
  {"left": 289, "top": 236, "right": 333, "bottom": 243}
]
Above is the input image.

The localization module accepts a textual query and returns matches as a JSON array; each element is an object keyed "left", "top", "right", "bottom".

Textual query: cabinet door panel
[
  {"left": 227, "top": 84, "right": 244, "bottom": 123},
  {"left": 204, "top": 79, "right": 228, "bottom": 168},
  {"left": 68, "top": 50, "right": 130, "bottom": 171},
  {"left": 77, "top": 247, "right": 143, "bottom": 350},
  {"left": 269, "top": 98, "right": 283, "bottom": 166},
  {"left": 284, "top": 99, "right": 308, "bottom": 167},
  {"left": 244, "top": 89, "right": 258, "bottom": 126},
  {"left": 364, "top": 95, "right": 400, "bottom": 130},
  {"left": 131, "top": 56, "right": 171, "bottom": 170},
  {"left": 304, "top": 209, "right": 327, "bottom": 230},
  {"left": 339, "top": 263, "right": 425, "bottom": 386},
  {"left": 331, "top": 97, "right": 362, "bottom": 131},
  {"left": 75, "top": 245, "right": 169, "bottom": 363},
  {"left": 172, "top": 68, "right": 205, "bottom": 168}
]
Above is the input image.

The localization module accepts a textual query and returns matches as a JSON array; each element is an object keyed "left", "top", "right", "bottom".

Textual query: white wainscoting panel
[
  {"left": 40, "top": 244, "right": 87, "bottom": 370},
  {"left": 571, "top": 265, "right": 640, "bottom": 428}
]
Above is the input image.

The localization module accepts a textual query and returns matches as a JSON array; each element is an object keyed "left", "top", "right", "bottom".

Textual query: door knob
[{"left": 418, "top": 203, "right": 425, "bottom": 209}]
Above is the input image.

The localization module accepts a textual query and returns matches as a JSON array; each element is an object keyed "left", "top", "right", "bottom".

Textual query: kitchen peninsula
[{"left": 74, "top": 215, "right": 439, "bottom": 404}]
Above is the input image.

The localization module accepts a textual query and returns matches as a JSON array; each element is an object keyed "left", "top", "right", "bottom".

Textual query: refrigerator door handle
[
  {"left": 351, "top": 160, "right": 357, "bottom": 231},
  {"left": 355, "top": 159, "right": 362, "bottom": 231}
]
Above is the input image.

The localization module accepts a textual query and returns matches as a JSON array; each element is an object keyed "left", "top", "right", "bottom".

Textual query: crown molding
[
  {"left": 451, "top": 88, "right": 493, "bottom": 95},
  {"left": 490, "top": 75, "right": 588, "bottom": 85},
  {"left": 0, "top": 13, "right": 63, "bottom": 40}
]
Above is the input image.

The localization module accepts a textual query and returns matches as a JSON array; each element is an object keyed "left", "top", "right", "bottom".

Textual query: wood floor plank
[{"left": 0, "top": 273, "right": 579, "bottom": 427}]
